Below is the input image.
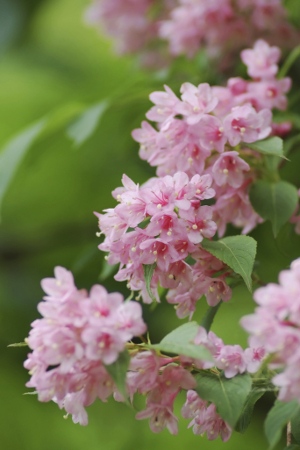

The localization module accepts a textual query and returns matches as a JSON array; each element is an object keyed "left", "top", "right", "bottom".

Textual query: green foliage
[
  {"left": 247, "top": 136, "right": 285, "bottom": 158},
  {"left": 202, "top": 235, "right": 257, "bottom": 292},
  {"left": 278, "top": 44, "right": 300, "bottom": 78},
  {"left": 98, "top": 260, "right": 118, "bottom": 282},
  {"left": 284, "top": 133, "right": 300, "bottom": 157},
  {"left": 0, "top": 101, "right": 87, "bottom": 219},
  {"left": 143, "top": 264, "right": 157, "bottom": 301},
  {"left": 284, "top": 446, "right": 300, "bottom": 450},
  {"left": 264, "top": 400, "right": 300, "bottom": 449},
  {"left": 291, "top": 411, "right": 300, "bottom": 444},
  {"left": 150, "top": 322, "right": 213, "bottom": 361},
  {"left": 104, "top": 350, "right": 130, "bottom": 403},
  {"left": 250, "top": 180, "right": 299, "bottom": 237},
  {"left": 195, "top": 371, "right": 252, "bottom": 427},
  {"left": 235, "top": 386, "right": 266, "bottom": 433},
  {"left": 67, "top": 100, "right": 109, "bottom": 147},
  {"left": 0, "top": 119, "right": 46, "bottom": 218}
]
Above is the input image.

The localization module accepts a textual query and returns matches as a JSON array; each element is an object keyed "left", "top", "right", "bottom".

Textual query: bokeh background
[{"left": 1, "top": 1, "right": 300, "bottom": 449}]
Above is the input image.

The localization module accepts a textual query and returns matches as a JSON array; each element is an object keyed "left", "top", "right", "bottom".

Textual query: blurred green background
[{"left": 1, "top": 1, "right": 300, "bottom": 449}]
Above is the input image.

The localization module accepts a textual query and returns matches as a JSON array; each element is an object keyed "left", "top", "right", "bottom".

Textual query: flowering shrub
[
  {"left": 9, "top": 2, "right": 299, "bottom": 448},
  {"left": 86, "top": 0, "right": 300, "bottom": 67},
  {"left": 25, "top": 265, "right": 266, "bottom": 432}
]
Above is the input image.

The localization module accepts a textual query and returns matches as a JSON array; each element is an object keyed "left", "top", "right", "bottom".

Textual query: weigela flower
[
  {"left": 182, "top": 390, "right": 232, "bottom": 441},
  {"left": 96, "top": 171, "right": 223, "bottom": 309},
  {"left": 241, "top": 39, "right": 281, "bottom": 79},
  {"left": 132, "top": 40, "right": 291, "bottom": 238},
  {"left": 241, "top": 258, "right": 300, "bottom": 403},
  {"left": 24, "top": 267, "right": 146, "bottom": 424},
  {"left": 136, "top": 365, "right": 196, "bottom": 434},
  {"left": 86, "top": 0, "right": 300, "bottom": 70}
]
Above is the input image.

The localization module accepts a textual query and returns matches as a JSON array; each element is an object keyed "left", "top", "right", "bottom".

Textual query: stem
[
  {"left": 200, "top": 302, "right": 222, "bottom": 332},
  {"left": 252, "top": 272, "right": 266, "bottom": 287},
  {"left": 279, "top": 45, "right": 300, "bottom": 78},
  {"left": 287, "top": 421, "right": 292, "bottom": 447}
]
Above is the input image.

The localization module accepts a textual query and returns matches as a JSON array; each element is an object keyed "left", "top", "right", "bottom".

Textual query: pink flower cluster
[
  {"left": 182, "top": 390, "right": 232, "bottom": 441},
  {"left": 241, "top": 258, "right": 300, "bottom": 403},
  {"left": 132, "top": 40, "right": 291, "bottom": 237},
  {"left": 127, "top": 325, "right": 264, "bottom": 436},
  {"left": 24, "top": 267, "right": 146, "bottom": 425},
  {"left": 95, "top": 40, "right": 292, "bottom": 316},
  {"left": 96, "top": 171, "right": 233, "bottom": 316},
  {"left": 160, "top": 0, "right": 300, "bottom": 61},
  {"left": 86, "top": 0, "right": 300, "bottom": 66},
  {"left": 130, "top": 353, "right": 196, "bottom": 435},
  {"left": 182, "top": 326, "right": 265, "bottom": 378},
  {"left": 85, "top": 0, "right": 155, "bottom": 54},
  {"left": 85, "top": 0, "right": 174, "bottom": 66}
]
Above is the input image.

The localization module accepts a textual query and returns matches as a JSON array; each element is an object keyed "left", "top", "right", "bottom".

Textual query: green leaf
[
  {"left": 278, "top": 44, "right": 300, "bottom": 78},
  {"left": 291, "top": 411, "right": 300, "bottom": 444},
  {"left": 195, "top": 371, "right": 252, "bottom": 427},
  {"left": 150, "top": 322, "right": 213, "bottom": 361},
  {"left": 265, "top": 400, "right": 300, "bottom": 449},
  {"left": 275, "top": 222, "right": 296, "bottom": 256},
  {"left": 0, "top": 119, "right": 46, "bottom": 219},
  {"left": 235, "top": 386, "right": 265, "bottom": 433},
  {"left": 98, "top": 260, "right": 118, "bottom": 282},
  {"left": 202, "top": 235, "right": 257, "bottom": 292},
  {"left": 39, "top": 103, "right": 83, "bottom": 140},
  {"left": 284, "top": 133, "right": 300, "bottom": 157},
  {"left": 104, "top": 350, "right": 130, "bottom": 403},
  {"left": 247, "top": 136, "right": 285, "bottom": 158},
  {"left": 250, "top": 180, "right": 299, "bottom": 237},
  {"left": 143, "top": 264, "right": 156, "bottom": 301},
  {"left": 0, "top": 102, "right": 86, "bottom": 220},
  {"left": 67, "top": 100, "right": 109, "bottom": 147},
  {"left": 200, "top": 303, "right": 222, "bottom": 333},
  {"left": 265, "top": 155, "right": 281, "bottom": 174}
]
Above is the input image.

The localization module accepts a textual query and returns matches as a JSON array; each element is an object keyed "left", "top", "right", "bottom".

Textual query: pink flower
[
  {"left": 126, "top": 351, "right": 162, "bottom": 397},
  {"left": 177, "top": 83, "right": 219, "bottom": 124},
  {"left": 213, "top": 184, "right": 263, "bottom": 236},
  {"left": 195, "top": 403, "right": 232, "bottom": 441},
  {"left": 244, "top": 347, "right": 266, "bottom": 373},
  {"left": 204, "top": 277, "right": 232, "bottom": 306},
  {"left": 241, "top": 39, "right": 281, "bottom": 79},
  {"left": 215, "top": 345, "right": 246, "bottom": 378},
  {"left": 41, "top": 266, "right": 78, "bottom": 302},
  {"left": 196, "top": 115, "right": 226, "bottom": 153},
  {"left": 223, "top": 104, "right": 272, "bottom": 146},
  {"left": 247, "top": 78, "right": 292, "bottom": 111},
  {"left": 146, "top": 85, "right": 181, "bottom": 122},
  {"left": 136, "top": 365, "right": 196, "bottom": 434},
  {"left": 212, "top": 151, "right": 250, "bottom": 188},
  {"left": 180, "top": 206, "right": 217, "bottom": 244}
]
